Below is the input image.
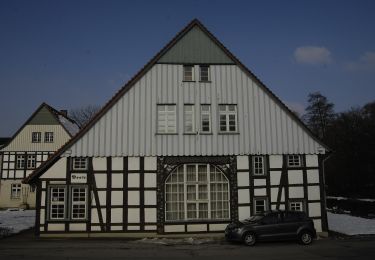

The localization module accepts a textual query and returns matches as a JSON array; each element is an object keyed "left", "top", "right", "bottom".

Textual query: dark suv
[{"left": 225, "top": 210, "right": 316, "bottom": 246}]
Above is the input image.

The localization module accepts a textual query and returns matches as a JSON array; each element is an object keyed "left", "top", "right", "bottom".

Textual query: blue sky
[{"left": 1, "top": 0, "right": 374, "bottom": 136}]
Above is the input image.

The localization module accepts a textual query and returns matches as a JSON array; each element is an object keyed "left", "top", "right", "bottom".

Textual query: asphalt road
[{"left": 1, "top": 230, "right": 375, "bottom": 260}]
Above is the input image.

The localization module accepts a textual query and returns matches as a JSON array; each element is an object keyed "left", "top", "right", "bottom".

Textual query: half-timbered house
[
  {"left": 0, "top": 103, "right": 79, "bottom": 208},
  {"left": 24, "top": 20, "right": 329, "bottom": 237}
]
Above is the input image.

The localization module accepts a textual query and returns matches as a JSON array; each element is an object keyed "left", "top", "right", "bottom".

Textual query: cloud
[
  {"left": 344, "top": 51, "right": 375, "bottom": 71},
  {"left": 285, "top": 101, "right": 305, "bottom": 117},
  {"left": 294, "top": 46, "right": 332, "bottom": 65}
]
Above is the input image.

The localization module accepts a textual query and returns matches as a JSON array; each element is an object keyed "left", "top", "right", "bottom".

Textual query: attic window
[
  {"left": 199, "top": 66, "right": 210, "bottom": 82},
  {"left": 73, "top": 158, "right": 88, "bottom": 170},
  {"left": 32, "top": 132, "right": 41, "bottom": 143},
  {"left": 287, "top": 155, "right": 301, "bottom": 167},
  {"left": 183, "top": 65, "right": 194, "bottom": 81}
]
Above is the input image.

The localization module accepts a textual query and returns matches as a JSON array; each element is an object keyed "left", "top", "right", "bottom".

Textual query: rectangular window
[
  {"left": 157, "top": 105, "right": 177, "bottom": 133},
  {"left": 253, "top": 156, "right": 265, "bottom": 176},
  {"left": 289, "top": 201, "right": 304, "bottom": 212},
  {"left": 254, "top": 198, "right": 268, "bottom": 214},
  {"left": 27, "top": 155, "right": 36, "bottom": 169},
  {"left": 16, "top": 155, "right": 25, "bottom": 169},
  {"left": 288, "top": 155, "right": 301, "bottom": 167},
  {"left": 183, "top": 65, "right": 194, "bottom": 81},
  {"left": 73, "top": 157, "right": 87, "bottom": 170},
  {"left": 199, "top": 65, "right": 210, "bottom": 82},
  {"left": 200, "top": 105, "right": 211, "bottom": 133},
  {"left": 11, "top": 184, "right": 21, "bottom": 199},
  {"left": 32, "top": 132, "right": 41, "bottom": 143},
  {"left": 219, "top": 105, "right": 237, "bottom": 132},
  {"left": 184, "top": 105, "right": 195, "bottom": 133},
  {"left": 44, "top": 132, "right": 54, "bottom": 143},
  {"left": 50, "top": 187, "right": 66, "bottom": 220},
  {"left": 71, "top": 187, "right": 87, "bottom": 220}
]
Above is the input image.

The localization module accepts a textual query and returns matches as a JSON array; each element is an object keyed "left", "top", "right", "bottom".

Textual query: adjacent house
[
  {"left": 24, "top": 19, "right": 329, "bottom": 237},
  {"left": 0, "top": 103, "right": 79, "bottom": 208}
]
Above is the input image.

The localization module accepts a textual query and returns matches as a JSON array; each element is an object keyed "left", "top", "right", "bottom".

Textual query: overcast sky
[{"left": 1, "top": 0, "right": 374, "bottom": 136}]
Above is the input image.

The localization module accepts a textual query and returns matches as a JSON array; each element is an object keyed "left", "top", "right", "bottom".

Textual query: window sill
[
  {"left": 183, "top": 132, "right": 196, "bottom": 135},
  {"left": 218, "top": 132, "right": 240, "bottom": 135},
  {"left": 182, "top": 80, "right": 195, "bottom": 83},
  {"left": 155, "top": 133, "right": 178, "bottom": 135},
  {"left": 199, "top": 80, "right": 212, "bottom": 83},
  {"left": 199, "top": 132, "right": 213, "bottom": 135}
]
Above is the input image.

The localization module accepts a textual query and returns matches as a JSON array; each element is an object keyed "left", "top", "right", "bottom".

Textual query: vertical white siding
[{"left": 67, "top": 64, "right": 324, "bottom": 157}]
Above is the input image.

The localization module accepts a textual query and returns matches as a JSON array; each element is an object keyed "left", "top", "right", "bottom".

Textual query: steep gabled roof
[
  {"left": 1, "top": 103, "right": 80, "bottom": 151},
  {"left": 24, "top": 19, "right": 328, "bottom": 184}
]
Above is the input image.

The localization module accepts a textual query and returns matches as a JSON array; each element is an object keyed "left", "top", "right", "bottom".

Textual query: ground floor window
[
  {"left": 289, "top": 201, "right": 304, "bottom": 212},
  {"left": 10, "top": 183, "right": 21, "bottom": 199},
  {"left": 50, "top": 187, "right": 66, "bottom": 220},
  {"left": 165, "top": 164, "right": 230, "bottom": 221},
  {"left": 254, "top": 197, "right": 268, "bottom": 214},
  {"left": 71, "top": 187, "right": 87, "bottom": 220}
]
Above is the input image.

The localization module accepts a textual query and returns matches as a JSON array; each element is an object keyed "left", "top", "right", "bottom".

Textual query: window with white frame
[
  {"left": 254, "top": 198, "right": 268, "bottom": 214},
  {"left": 199, "top": 65, "right": 210, "bottom": 82},
  {"left": 73, "top": 157, "right": 87, "bottom": 170},
  {"left": 287, "top": 155, "right": 301, "bottom": 167},
  {"left": 44, "top": 132, "right": 54, "bottom": 143},
  {"left": 200, "top": 105, "right": 211, "bottom": 133},
  {"left": 10, "top": 183, "right": 21, "bottom": 199},
  {"left": 157, "top": 104, "right": 177, "bottom": 133},
  {"left": 71, "top": 187, "right": 87, "bottom": 220},
  {"left": 32, "top": 132, "right": 41, "bottom": 143},
  {"left": 184, "top": 105, "right": 195, "bottom": 133},
  {"left": 27, "top": 155, "right": 36, "bottom": 169},
  {"left": 165, "top": 164, "right": 230, "bottom": 221},
  {"left": 253, "top": 156, "right": 265, "bottom": 176},
  {"left": 183, "top": 65, "right": 194, "bottom": 81},
  {"left": 219, "top": 105, "right": 237, "bottom": 132},
  {"left": 50, "top": 187, "right": 66, "bottom": 220},
  {"left": 289, "top": 201, "right": 304, "bottom": 212},
  {"left": 16, "top": 155, "right": 25, "bottom": 169}
]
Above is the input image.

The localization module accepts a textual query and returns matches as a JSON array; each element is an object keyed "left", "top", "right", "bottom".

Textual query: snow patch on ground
[
  {"left": 328, "top": 212, "right": 375, "bottom": 235},
  {"left": 134, "top": 237, "right": 218, "bottom": 245},
  {"left": 0, "top": 209, "right": 35, "bottom": 237}
]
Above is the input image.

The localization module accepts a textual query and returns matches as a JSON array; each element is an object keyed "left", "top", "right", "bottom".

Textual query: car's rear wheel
[
  {"left": 299, "top": 231, "right": 313, "bottom": 245},
  {"left": 243, "top": 232, "right": 256, "bottom": 246}
]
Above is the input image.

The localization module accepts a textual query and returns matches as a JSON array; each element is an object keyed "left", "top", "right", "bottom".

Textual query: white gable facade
[{"left": 27, "top": 20, "right": 328, "bottom": 237}]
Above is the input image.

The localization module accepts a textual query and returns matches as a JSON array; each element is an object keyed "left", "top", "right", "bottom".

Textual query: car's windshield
[{"left": 244, "top": 214, "right": 264, "bottom": 222}]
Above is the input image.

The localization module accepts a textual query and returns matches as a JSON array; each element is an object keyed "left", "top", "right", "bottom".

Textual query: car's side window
[
  {"left": 283, "top": 212, "right": 304, "bottom": 223},
  {"left": 262, "top": 213, "right": 281, "bottom": 225}
]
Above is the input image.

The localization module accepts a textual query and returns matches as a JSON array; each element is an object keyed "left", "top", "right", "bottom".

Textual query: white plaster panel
[
  {"left": 3, "top": 154, "right": 8, "bottom": 161},
  {"left": 236, "top": 156, "right": 249, "bottom": 170},
  {"left": 144, "top": 225, "right": 157, "bottom": 231},
  {"left": 39, "top": 226, "right": 44, "bottom": 232},
  {"left": 313, "top": 219, "right": 322, "bottom": 232},
  {"left": 164, "top": 225, "right": 185, "bottom": 233},
  {"left": 128, "top": 191, "right": 140, "bottom": 205},
  {"left": 42, "top": 158, "right": 67, "bottom": 179},
  {"left": 91, "top": 209, "right": 99, "bottom": 223},
  {"left": 112, "top": 157, "right": 123, "bottom": 170},
  {"left": 238, "top": 206, "right": 250, "bottom": 220},
  {"left": 128, "top": 157, "right": 140, "bottom": 170},
  {"left": 111, "top": 191, "right": 123, "bottom": 205},
  {"left": 279, "top": 204, "right": 285, "bottom": 210},
  {"left": 271, "top": 204, "right": 277, "bottom": 210},
  {"left": 93, "top": 157, "right": 107, "bottom": 171},
  {"left": 307, "top": 170, "right": 320, "bottom": 183},
  {"left": 9, "top": 155, "right": 15, "bottom": 161},
  {"left": 111, "top": 226, "right": 123, "bottom": 231},
  {"left": 111, "top": 174, "right": 123, "bottom": 188},
  {"left": 289, "top": 187, "right": 304, "bottom": 198},
  {"left": 48, "top": 223, "right": 65, "bottom": 231},
  {"left": 269, "top": 155, "right": 283, "bottom": 168},
  {"left": 238, "top": 189, "right": 250, "bottom": 204},
  {"left": 15, "top": 171, "right": 24, "bottom": 178},
  {"left": 95, "top": 174, "right": 107, "bottom": 189},
  {"left": 254, "top": 179, "right": 266, "bottom": 186},
  {"left": 127, "top": 226, "right": 140, "bottom": 230},
  {"left": 40, "top": 209, "right": 45, "bottom": 224},
  {"left": 309, "top": 202, "right": 321, "bottom": 217},
  {"left": 209, "top": 224, "right": 227, "bottom": 231},
  {"left": 254, "top": 188, "right": 267, "bottom": 196},
  {"left": 69, "top": 223, "right": 86, "bottom": 231},
  {"left": 144, "top": 173, "right": 157, "bottom": 188},
  {"left": 41, "top": 191, "right": 46, "bottom": 207},
  {"left": 91, "top": 226, "right": 101, "bottom": 231},
  {"left": 144, "top": 191, "right": 157, "bottom": 205},
  {"left": 270, "top": 171, "right": 281, "bottom": 185},
  {"left": 237, "top": 171, "right": 249, "bottom": 187},
  {"left": 111, "top": 208, "right": 123, "bottom": 223},
  {"left": 9, "top": 163, "right": 14, "bottom": 169},
  {"left": 306, "top": 155, "right": 319, "bottom": 167},
  {"left": 145, "top": 208, "right": 157, "bottom": 222},
  {"left": 2, "top": 163, "right": 8, "bottom": 170},
  {"left": 288, "top": 170, "right": 303, "bottom": 184},
  {"left": 308, "top": 186, "right": 321, "bottom": 200},
  {"left": 98, "top": 191, "right": 106, "bottom": 206},
  {"left": 128, "top": 208, "right": 140, "bottom": 223},
  {"left": 187, "top": 224, "right": 207, "bottom": 232},
  {"left": 144, "top": 156, "right": 157, "bottom": 170},
  {"left": 271, "top": 188, "right": 278, "bottom": 202},
  {"left": 42, "top": 181, "right": 46, "bottom": 188},
  {"left": 128, "top": 173, "right": 140, "bottom": 188}
]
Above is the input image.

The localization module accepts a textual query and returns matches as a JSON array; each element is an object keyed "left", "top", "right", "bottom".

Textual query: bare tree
[{"left": 69, "top": 105, "right": 101, "bottom": 127}]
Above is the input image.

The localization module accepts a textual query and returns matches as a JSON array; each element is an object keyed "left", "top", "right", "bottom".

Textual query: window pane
[{"left": 183, "top": 65, "right": 193, "bottom": 81}]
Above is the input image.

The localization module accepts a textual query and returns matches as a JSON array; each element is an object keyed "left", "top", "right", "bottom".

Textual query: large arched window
[{"left": 165, "top": 164, "right": 230, "bottom": 221}]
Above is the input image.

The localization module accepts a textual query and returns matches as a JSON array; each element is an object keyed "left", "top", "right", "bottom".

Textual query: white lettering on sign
[{"left": 71, "top": 173, "right": 87, "bottom": 183}]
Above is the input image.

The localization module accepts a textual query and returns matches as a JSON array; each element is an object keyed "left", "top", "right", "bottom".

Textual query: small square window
[
  {"left": 288, "top": 155, "right": 301, "bottom": 167},
  {"left": 218, "top": 105, "right": 238, "bottom": 132},
  {"left": 199, "top": 66, "right": 210, "bottom": 82},
  {"left": 73, "top": 158, "right": 87, "bottom": 170},
  {"left": 183, "top": 65, "right": 194, "bottom": 81},
  {"left": 254, "top": 198, "right": 268, "bottom": 214},
  {"left": 44, "top": 132, "right": 54, "bottom": 143},
  {"left": 32, "top": 132, "right": 41, "bottom": 143},
  {"left": 11, "top": 183, "right": 21, "bottom": 199},
  {"left": 289, "top": 201, "right": 304, "bottom": 212}
]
